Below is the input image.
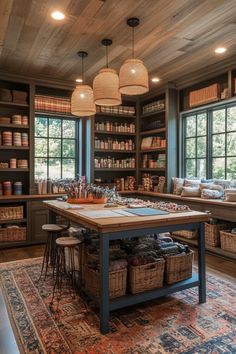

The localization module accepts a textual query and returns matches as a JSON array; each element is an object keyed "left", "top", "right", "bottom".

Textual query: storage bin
[
  {"left": 129, "top": 259, "right": 165, "bottom": 294},
  {"left": 189, "top": 83, "right": 220, "bottom": 107},
  {"left": 0, "top": 227, "right": 26, "bottom": 242},
  {"left": 220, "top": 230, "right": 236, "bottom": 253},
  {"left": 85, "top": 265, "right": 127, "bottom": 299},
  {"left": 12, "top": 90, "right": 28, "bottom": 104},
  {"left": 0, "top": 88, "right": 12, "bottom": 102},
  {"left": 205, "top": 222, "right": 230, "bottom": 247},
  {"left": 171, "top": 230, "right": 198, "bottom": 239},
  {"left": 0, "top": 205, "right": 24, "bottom": 221},
  {"left": 165, "top": 250, "right": 194, "bottom": 284}
]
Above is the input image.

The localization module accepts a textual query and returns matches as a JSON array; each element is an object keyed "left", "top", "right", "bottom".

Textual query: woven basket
[
  {"left": 129, "top": 259, "right": 165, "bottom": 294},
  {"left": 205, "top": 222, "right": 230, "bottom": 247},
  {"left": 171, "top": 230, "right": 198, "bottom": 239},
  {"left": 0, "top": 206, "right": 24, "bottom": 221},
  {"left": 165, "top": 250, "right": 194, "bottom": 284},
  {"left": 220, "top": 230, "right": 236, "bottom": 253},
  {"left": 0, "top": 227, "right": 26, "bottom": 242},
  {"left": 85, "top": 265, "right": 127, "bottom": 299}
]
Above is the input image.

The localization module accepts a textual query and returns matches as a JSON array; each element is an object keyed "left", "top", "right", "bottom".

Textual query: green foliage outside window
[
  {"left": 183, "top": 104, "right": 236, "bottom": 179},
  {"left": 34, "top": 116, "right": 77, "bottom": 179}
]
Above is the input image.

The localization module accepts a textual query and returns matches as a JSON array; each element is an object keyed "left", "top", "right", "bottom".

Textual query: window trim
[
  {"left": 180, "top": 99, "right": 236, "bottom": 179},
  {"left": 34, "top": 114, "right": 80, "bottom": 180}
]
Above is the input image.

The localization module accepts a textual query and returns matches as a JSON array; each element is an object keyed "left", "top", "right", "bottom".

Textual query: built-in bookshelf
[
  {"left": 0, "top": 79, "right": 30, "bottom": 196},
  {"left": 90, "top": 100, "right": 138, "bottom": 191},
  {"left": 139, "top": 86, "right": 177, "bottom": 192}
]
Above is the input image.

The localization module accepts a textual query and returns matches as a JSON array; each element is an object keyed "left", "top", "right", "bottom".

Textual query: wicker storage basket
[
  {"left": 205, "top": 222, "right": 230, "bottom": 247},
  {"left": 129, "top": 259, "right": 165, "bottom": 294},
  {"left": 0, "top": 206, "right": 24, "bottom": 221},
  {"left": 220, "top": 230, "right": 236, "bottom": 253},
  {"left": 0, "top": 227, "right": 26, "bottom": 242},
  {"left": 189, "top": 83, "right": 220, "bottom": 107},
  {"left": 171, "top": 230, "right": 198, "bottom": 239},
  {"left": 165, "top": 250, "right": 194, "bottom": 284},
  {"left": 85, "top": 265, "right": 127, "bottom": 299}
]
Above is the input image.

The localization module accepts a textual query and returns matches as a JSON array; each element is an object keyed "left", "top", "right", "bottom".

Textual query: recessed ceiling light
[
  {"left": 51, "top": 11, "right": 65, "bottom": 21},
  {"left": 215, "top": 47, "right": 227, "bottom": 54},
  {"left": 75, "top": 78, "right": 83, "bottom": 83},
  {"left": 151, "top": 77, "right": 160, "bottom": 83}
]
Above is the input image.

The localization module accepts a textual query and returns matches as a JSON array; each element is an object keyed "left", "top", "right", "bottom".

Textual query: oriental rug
[{"left": 0, "top": 258, "right": 236, "bottom": 354}]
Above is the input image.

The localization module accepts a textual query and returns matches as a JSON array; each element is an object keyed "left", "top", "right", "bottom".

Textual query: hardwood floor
[
  {"left": 0, "top": 244, "right": 44, "bottom": 264},
  {"left": 0, "top": 245, "right": 235, "bottom": 354}
]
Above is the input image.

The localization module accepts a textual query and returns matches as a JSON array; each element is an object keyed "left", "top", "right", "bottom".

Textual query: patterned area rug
[{"left": 0, "top": 258, "right": 236, "bottom": 354}]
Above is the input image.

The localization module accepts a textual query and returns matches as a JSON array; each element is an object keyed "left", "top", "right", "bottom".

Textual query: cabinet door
[{"left": 28, "top": 201, "right": 49, "bottom": 242}]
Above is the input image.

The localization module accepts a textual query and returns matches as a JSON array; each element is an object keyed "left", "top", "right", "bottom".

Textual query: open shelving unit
[
  {"left": 0, "top": 79, "right": 30, "bottom": 196},
  {"left": 138, "top": 86, "right": 177, "bottom": 192},
  {"left": 90, "top": 99, "right": 138, "bottom": 188}
]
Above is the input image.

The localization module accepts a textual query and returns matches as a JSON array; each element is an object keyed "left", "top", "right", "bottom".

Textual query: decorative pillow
[
  {"left": 181, "top": 187, "right": 201, "bottom": 197},
  {"left": 184, "top": 179, "right": 201, "bottom": 187},
  {"left": 224, "top": 188, "right": 236, "bottom": 194},
  {"left": 172, "top": 177, "right": 184, "bottom": 195},
  {"left": 213, "top": 179, "right": 232, "bottom": 189},
  {"left": 200, "top": 183, "right": 223, "bottom": 191},
  {"left": 225, "top": 193, "right": 236, "bottom": 202},
  {"left": 201, "top": 179, "right": 214, "bottom": 183},
  {"left": 201, "top": 189, "right": 222, "bottom": 199}
]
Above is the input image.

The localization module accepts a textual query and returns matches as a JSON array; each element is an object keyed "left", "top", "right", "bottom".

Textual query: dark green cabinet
[{"left": 28, "top": 201, "right": 49, "bottom": 242}]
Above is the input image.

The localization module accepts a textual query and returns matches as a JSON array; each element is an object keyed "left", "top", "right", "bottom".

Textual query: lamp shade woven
[
  {"left": 119, "top": 58, "right": 149, "bottom": 95},
  {"left": 71, "top": 84, "right": 96, "bottom": 117},
  {"left": 93, "top": 68, "right": 121, "bottom": 106}
]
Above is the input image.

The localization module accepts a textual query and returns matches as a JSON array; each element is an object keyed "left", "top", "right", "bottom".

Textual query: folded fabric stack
[
  {"left": 122, "top": 234, "right": 191, "bottom": 267},
  {"left": 85, "top": 231, "right": 128, "bottom": 272},
  {"left": 224, "top": 189, "right": 236, "bottom": 202}
]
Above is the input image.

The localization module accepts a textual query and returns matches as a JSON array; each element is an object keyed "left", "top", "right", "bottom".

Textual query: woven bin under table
[
  {"left": 165, "top": 250, "right": 194, "bottom": 285},
  {"left": 171, "top": 230, "right": 198, "bottom": 239},
  {"left": 205, "top": 222, "right": 230, "bottom": 247},
  {"left": 220, "top": 230, "right": 236, "bottom": 253},
  {"left": 129, "top": 259, "right": 165, "bottom": 294},
  {"left": 85, "top": 265, "right": 127, "bottom": 299}
]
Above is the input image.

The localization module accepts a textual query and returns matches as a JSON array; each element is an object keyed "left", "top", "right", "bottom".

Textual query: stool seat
[
  {"left": 42, "top": 224, "right": 68, "bottom": 232},
  {"left": 56, "top": 236, "right": 81, "bottom": 247}
]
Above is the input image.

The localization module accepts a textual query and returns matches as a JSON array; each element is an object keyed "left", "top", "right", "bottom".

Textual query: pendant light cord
[
  {"left": 132, "top": 26, "right": 134, "bottom": 58},
  {"left": 81, "top": 56, "right": 84, "bottom": 81},
  {"left": 106, "top": 45, "right": 109, "bottom": 68}
]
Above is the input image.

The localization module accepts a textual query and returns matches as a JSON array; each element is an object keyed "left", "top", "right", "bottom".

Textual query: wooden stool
[
  {"left": 39, "top": 224, "right": 69, "bottom": 280},
  {"left": 51, "top": 236, "right": 83, "bottom": 305}
]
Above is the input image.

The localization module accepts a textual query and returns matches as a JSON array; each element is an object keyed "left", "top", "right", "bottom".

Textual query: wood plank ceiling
[{"left": 0, "top": 0, "right": 236, "bottom": 89}]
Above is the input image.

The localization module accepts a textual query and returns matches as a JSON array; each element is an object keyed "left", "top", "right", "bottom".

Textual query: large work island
[{"left": 44, "top": 200, "right": 209, "bottom": 334}]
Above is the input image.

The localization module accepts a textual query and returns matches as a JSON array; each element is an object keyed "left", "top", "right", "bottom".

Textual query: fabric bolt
[{"left": 35, "top": 95, "right": 71, "bottom": 114}]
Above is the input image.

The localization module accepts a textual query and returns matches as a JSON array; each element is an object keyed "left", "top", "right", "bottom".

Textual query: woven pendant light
[
  {"left": 119, "top": 18, "right": 149, "bottom": 95},
  {"left": 93, "top": 39, "right": 121, "bottom": 106},
  {"left": 71, "top": 51, "right": 96, "bottom": 117}
]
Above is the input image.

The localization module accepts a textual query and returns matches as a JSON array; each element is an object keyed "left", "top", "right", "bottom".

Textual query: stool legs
[
  {"left": 51, "top": 246, "right": 65, "bottom": 305},
  {"left": 51, "top": 245, "right": 79, "bottom": 306},
  {"left": 38, "top": 232, "right": 52, "bottom": 281}
]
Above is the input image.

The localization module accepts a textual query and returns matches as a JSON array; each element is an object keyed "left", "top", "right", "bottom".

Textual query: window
[
  {"left": 34, "top": 116, "right": 78, "bottom": 179},
  {"left": 183, "top": 103, "right": 236, "bottom": 179}
]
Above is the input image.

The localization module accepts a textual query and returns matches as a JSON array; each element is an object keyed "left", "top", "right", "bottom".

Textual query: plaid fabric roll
[{"left": 35, "top": 95, "right": 71, "bottom": 114}]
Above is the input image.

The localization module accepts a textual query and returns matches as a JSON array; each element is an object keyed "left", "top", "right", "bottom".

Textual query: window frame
[
  {"left": 180, "top": 99, "right": 236, "bottom": 179},
  {"left": 34, "top": 114, "right": 80, "bottom": 180}
]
